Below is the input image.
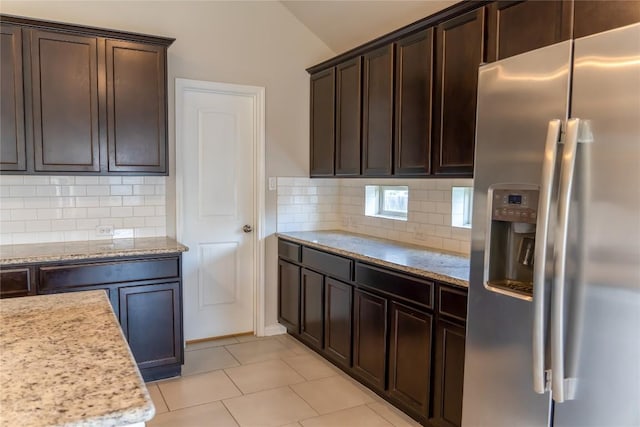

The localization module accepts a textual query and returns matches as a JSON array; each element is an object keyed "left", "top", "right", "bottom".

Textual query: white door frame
[{"left": 175, "top": 78, "right": 266, "bottom": 337}]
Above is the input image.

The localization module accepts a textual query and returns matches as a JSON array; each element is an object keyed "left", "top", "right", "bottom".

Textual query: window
[
  {"left": 365, "top": 185, "right": 408, "bottom": 221},
  {"left": 452, "top": 186, "right": 473, "bottom": 228}
]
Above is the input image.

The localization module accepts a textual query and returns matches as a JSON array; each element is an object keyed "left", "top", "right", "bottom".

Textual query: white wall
[{"left": 0, "top": 1, "right": 334, "bottom": 330}]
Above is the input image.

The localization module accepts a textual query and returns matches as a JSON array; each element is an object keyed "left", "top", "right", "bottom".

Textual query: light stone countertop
[
  {"left": 0, "top": 236, "right": 188, "bottom": 265},
  {"left": 277, "top": 230, "right": 470, "bottom": 288},
  {"left": 0, "top": 290, "right": 154, "bottom": 427}
]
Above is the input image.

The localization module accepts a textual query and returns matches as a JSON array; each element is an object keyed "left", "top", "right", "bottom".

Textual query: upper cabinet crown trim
[{"left": 0, "top": 14, "right": 174, "bottom": 46}]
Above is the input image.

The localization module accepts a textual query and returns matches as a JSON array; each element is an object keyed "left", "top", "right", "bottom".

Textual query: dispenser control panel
[{"left": 491, "top": 189, "right": 539, "bottom": 224}]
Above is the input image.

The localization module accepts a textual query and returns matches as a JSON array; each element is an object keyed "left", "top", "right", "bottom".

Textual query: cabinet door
[
  {"left": 300, "top": 268, "right": 324, "bottom": 349},
  {"left": 433, "top": 8, "right": 485, "bottom": 176},
  {"left": 574, "top": 1, "right": 640, "bottom": 39},
  {"left": 388, "top": 301, "right": 432, "bottom": 419},
  {"left": 1, "top": 24, "right": 26, "bottom": 172},
  {"left": 335, "top": 57, "right": 361, "bottom": 176},
  {"left": 28, "top": 30, "right": 100, "bottom": 172},
  {"left": 353, "top": 288, "right": 387, "bottom": 391},
  {"left": 278, "top": 259, "right": 301, "bottom": 334},
  {"left": 106, "top": 40, "right": 167, "bottom": 173},
  {"left": 431, "top": 319, "right": 466, "bottom": 427},
  {"left": 0, "top": 267, "right": 32, "bottom": 298},
  {"left": 362, "top": 45, "right": 394, "bottom": 176},
  {"left": 394, "top": 29, "right": 433, "bottom": 176},
  {"left": 486, "top": 0, "right": 572, "bottom": 62},
  {"left": 310, "top": 68, "right": 335, "bottom": 177},
  {"left": 119, "top": 282, "right": 182, "bottom": 369},
  {"left": 324, "top": 278, "right": 352, "bottom": 367}
]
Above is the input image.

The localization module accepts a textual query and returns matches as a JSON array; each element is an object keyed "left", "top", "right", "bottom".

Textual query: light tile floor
[{"left": 147, "top": 334, "right": 421, "bottom": 427}]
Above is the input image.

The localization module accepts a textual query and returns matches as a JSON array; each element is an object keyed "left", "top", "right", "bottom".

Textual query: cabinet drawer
[
  {"left": 278, "top": 239, "right": 301, "bottom": 262},
  {"left": 438, "top": 285, "right": 467, "bottom": 322},
  {"left": 302, "top": 247, "right": 352, "bottom": 281},
  {"left": 0, "top": 267, "right": 32, "bottom": 298},
  {"left": 355, "top": 262, "right": 433, "bottom": 310},
  {"left": 38, "top": 257, "right": 179, "bottom": 291}
]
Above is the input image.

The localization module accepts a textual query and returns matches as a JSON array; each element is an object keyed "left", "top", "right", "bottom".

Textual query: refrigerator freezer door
[
  {"left": 462, "top": 41, "right": 571, "bottom": 426},
  {"left": 553, "top": 23, "right": 640, "bottom": 426}
]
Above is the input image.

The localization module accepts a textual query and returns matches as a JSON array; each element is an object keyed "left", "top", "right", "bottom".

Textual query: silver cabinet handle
[
  {"left": 532, "top": 119, "right": 562, "bottom": 394},
  {"left": 242, "top": 225, "right": 253, "bottom": 233},
  {"left": 551, "top": 118, "right": 581, "bottom": 403}
]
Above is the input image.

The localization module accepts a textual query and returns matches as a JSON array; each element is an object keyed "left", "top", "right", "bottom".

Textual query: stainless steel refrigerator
[{"left": 462, "top": 23, "right": 640, "bottom": 426}]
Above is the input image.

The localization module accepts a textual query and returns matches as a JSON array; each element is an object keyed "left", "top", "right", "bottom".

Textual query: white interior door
[{"left": 177, "top": 79, "right": 263, "bottom": 341}]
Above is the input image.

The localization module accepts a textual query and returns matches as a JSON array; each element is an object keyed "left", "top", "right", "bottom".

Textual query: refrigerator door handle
[
  {"left": 532, "top": 119, "right": 562, "bottom": 394},
  {"left": 551, "top": 118, "right": 581, "bottom": 403}
]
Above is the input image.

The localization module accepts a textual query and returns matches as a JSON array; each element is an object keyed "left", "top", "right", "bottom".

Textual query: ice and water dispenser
[{"left": 484, "top": 185, "right": 540, "bottom": 300}]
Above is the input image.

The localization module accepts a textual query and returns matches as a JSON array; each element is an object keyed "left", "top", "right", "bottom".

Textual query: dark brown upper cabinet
[
  {"left": 433, "top": 8, "right": 486, "bottom": 177},
  {"left": 486, "top": 1, "right": 572, "bottom": 62},
  {"left": 106, "top": 40, "right": 166, "bottom": 173},
  {"left": 29, "top": 30, "right": 101, "bottom": 172},
  {"left": 394, "top": 29, "right": 434, "bottom": 176},
  {"left": 362, "top": 45, "right": 394, "bottom": 176},
  {"left": 0, "top": 23, "right": 26, "bottom": 172},
  {"left": 335, "top": 57, "right": 362, "bottom": 176},
  {"left": 310, "top": 68, "right": 335, "bottom": 177},
  {"left": 573, "top": 0, "right": 640, "bottom": 39},
  {"left": 0, "top": 15, "right": 174, "bottom": 175}
]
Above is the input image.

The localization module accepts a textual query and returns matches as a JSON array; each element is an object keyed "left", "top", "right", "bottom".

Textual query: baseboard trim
[{"left": 263, "top": 323, "right": 287, "bottom": 336}]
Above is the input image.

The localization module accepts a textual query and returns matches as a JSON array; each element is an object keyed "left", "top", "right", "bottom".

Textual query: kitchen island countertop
[
  {"left": 0, "top": 290, "right": 154, "bottom": 427},
  {"left": 0, "top": 236, "right": 188, "bottom": 266},
  {"left": 277, "top": 230, "right": 469, "bottom": 288}
]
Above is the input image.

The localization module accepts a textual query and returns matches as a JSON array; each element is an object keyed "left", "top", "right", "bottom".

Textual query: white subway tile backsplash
[
  {"left": 51, "top": 219, "right": 77, "bottom": 231},
  {"left": 99, "top": 176, "right": 122, "bottom": 185},
  {"left": 134, "top": 206, "right": 156, "bottom": 217},
  {"left": 24, "top": 197, "right": 51, "bottom": 209},
  {"left": 50, "top": 177, "right": 75, "bottom": 185},
  {"left": 11, "top": 186, "right": 36, "bottom": 197},
  {"left": 276, "top": 177, "right": 473, "bottom": 255},
  {"left": 26, "top": 220, "right": 51, "bottom": 232},
  {"left": 122, "top": 177, "right": 144, "bottom": 184},
  {"left": 75, "top": 176, "right": 100, "bottom": 185},
  {"left": 111, "top": 185, "right": 133, "bottom": 196},
  {"left": 63, "top": 208, "right": 87, "bottom": 219},
  {"left": 86, "top": 185, "right": 110, "bottom": 196},
  {"left": 99, "top": 196, "right": 122, "bottom": 207},
  {"left": 111, "top": 207, "right": 133, "bottom": 217},
  {"left": 123, "top": 196, "right": 145, "bottom": 206},
  {"left": 0, "top": 175, "right": 167, "bottom": 244}
]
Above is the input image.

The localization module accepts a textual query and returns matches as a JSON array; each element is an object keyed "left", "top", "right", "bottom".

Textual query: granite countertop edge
[
  {"left": 0, "top": 291, "right": 155, "bottom": 427},
  {"left": 277, "top": 231, "right": 469, "bottom": 288},
  {"left": 0, "top": 237, "right": 189, "bottom": 266}
]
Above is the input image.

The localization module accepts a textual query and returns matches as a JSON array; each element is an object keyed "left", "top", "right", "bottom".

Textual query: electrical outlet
[
  {"left": 268, "top": 177, "right": 277, "bottom": 191},
  {"left": 95, "top": 225, "right": 114, "bottom": 237}
]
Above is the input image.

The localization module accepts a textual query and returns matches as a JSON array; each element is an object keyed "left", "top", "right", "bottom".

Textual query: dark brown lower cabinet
[
  {"left": 388, "top": 301, "right": 433, "bottom": 419},
  {"left": 300, "top": 268, "right": 324, "bottom": 349},
  {"left": 353, "top": 288, "right": 388, "bottom": 391},
  {"left": 278, "top": 260, "right": 300, "bottom": 334},
  {"left": 277, "top": 238, "right": 468, "bottom": 427},
  {"left": 0, "top": 266, "right": 33, "bottom": 298},
  {"left": 0, "top": 254, "right": 184, "bottom": 382},
  {"left": 431, "top": 319, "right": 466, "bottom": 427},
  {"left": 119, "top": 282, "right": 182, "bottom": 376},
  {"left": 324, "top": 278, "right": 352, "bottom": 367}
]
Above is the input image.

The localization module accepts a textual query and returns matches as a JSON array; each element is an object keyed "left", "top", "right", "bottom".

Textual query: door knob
[{"left": 243, "top": 224, "right": 253, "bottom": 233}]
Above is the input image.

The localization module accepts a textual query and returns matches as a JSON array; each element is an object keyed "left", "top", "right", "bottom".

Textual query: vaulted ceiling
[{"left": 280, "top": 0, "right": 458, "bottom": 55}]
